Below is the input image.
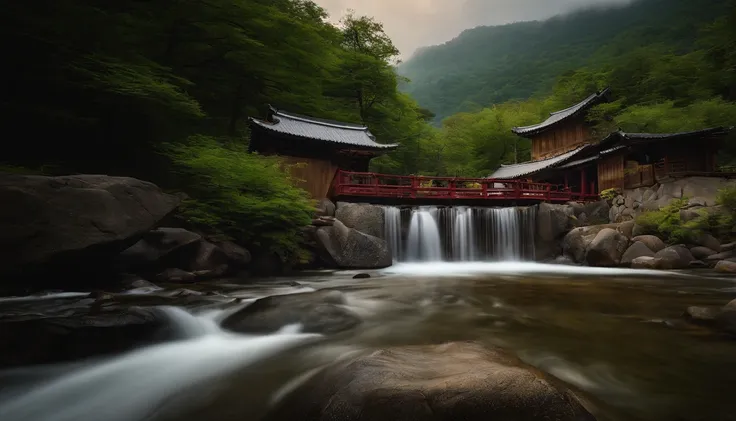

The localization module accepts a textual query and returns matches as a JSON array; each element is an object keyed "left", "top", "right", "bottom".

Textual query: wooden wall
[
  {"left": 598, "top": 153, "right": 624, "bottom": 191},
  {"left": 531, "top": 119, "right": 592, "bottom": 160},
  {"left": 278, "top": 155, "right": 338, "bottom": 199}
]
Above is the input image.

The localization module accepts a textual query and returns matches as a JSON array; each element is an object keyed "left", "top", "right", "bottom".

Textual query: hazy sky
[{"left": 316, "top": 0, "right": 633, "bottom": 58}]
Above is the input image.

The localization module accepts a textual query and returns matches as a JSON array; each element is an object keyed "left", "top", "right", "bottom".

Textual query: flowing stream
[{"left": 0, "top": 264, "right": 735, "bottom": 421}]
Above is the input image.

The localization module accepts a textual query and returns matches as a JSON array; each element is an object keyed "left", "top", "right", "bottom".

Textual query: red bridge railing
[{"left": 331, "top": 170, "right": 598, "bottom": 203}]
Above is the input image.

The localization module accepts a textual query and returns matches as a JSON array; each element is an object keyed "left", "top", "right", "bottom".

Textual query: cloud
[{"left": 315, "top": 0, "right": 633, "bottom": 58}]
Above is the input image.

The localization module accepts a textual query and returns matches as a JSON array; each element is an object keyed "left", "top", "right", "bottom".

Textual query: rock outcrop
[
  {"left": 653, "top": 245, "right": 695, "bottom": 269},
  {"left": 585, "top": 228, "right": 629, "bottom": 267},
  {"left": 621, "top": 242, "right": 655, "bottom": 266},
  {"left": 314, "top": 220, "right": 392, "bottom": 269},
  {"left": 335, "top": 202, "right": 385, "bottom": 238},
  {"left": 267, "top": 341, "right": 597, "bottom": 421},
  {"left": 0, "top": 174, "right": 180, "bottom": 284}
]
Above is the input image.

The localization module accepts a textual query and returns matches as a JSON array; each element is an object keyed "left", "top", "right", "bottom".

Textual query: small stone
[
  {"left": 715, "top": 260, "right": 736, "bottom": 273},
  {"left": 683, "top": 306, "right": 720, "bottom": 325},
  {"left": 353, "top": 273, "right": 371, "bottom": 279},
  {"left": 689, "top": 260, "right": 708, "bottom": 269}
]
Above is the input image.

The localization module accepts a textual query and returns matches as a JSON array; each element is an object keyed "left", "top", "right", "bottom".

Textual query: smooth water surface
[{"left": 1, "top": 263, "right": 735, "bottom": 421}]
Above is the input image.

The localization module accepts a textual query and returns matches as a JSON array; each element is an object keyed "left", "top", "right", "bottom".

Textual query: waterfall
[
  {"left": 383, "top": 205, "right": 535, "bottom": 262},
  {"left": 405, "top": 208, "right": 443, "bottom": 262}
]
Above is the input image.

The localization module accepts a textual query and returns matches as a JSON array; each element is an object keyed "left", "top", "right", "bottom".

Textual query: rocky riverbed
[{"left": 1, "top": 263, "right": 735, "bottom": 421}]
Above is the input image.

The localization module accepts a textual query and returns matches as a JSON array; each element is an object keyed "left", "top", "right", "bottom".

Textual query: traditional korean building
[
  {"left": 490, "top": 88, "right": 733, "bottom": 198},
  {"left": 490, "top": 88, "right": 611, "bottom": 200},
  {"left": 248, "top": 106, "right": 398, "bottom": 198}
]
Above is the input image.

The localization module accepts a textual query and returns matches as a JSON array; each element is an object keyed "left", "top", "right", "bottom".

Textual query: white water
[
  {"left": 0, "top": 307, "right": 320, "bottom": 421},
  {"left": 406, "top": 208, "right": 443, "bottom": 261},
  {"left": 384, "top": 205, "right": 535, "bottom": 262},
  {"left": 382, "top": 261, "right": 686, "bottom": 277}
]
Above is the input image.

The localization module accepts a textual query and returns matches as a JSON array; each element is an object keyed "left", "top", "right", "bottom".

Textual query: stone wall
[{"left": 609, "top": 177, "right": 735, "bottom": 223}]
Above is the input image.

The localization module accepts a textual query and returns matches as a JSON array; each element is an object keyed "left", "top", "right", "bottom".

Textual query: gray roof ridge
[
  {"left": 497, "top": 144, "right": 589, "bottom": 168},
  {"left": 271, "top": 107, "right": 369, "bottom": 131}
]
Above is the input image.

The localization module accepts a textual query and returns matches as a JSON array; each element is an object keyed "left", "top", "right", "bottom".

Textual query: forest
[{"left": 1, "top": 0, "right": 735, "bottom": 261}]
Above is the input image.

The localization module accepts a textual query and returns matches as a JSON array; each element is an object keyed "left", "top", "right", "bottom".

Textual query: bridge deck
[{"left": 330, "top": 170, "right": 598, "bottom": 205}]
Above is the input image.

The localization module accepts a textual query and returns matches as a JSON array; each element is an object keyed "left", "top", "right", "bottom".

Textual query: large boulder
[
  {"left": 315, "top": 199, "right": 336, "bottom": 217},
  {"left": 0, "top": 174, "right": 180, "bottom": 282},
  {"left": 314, "top": 220, "right": 392, "bottom": 269},
  {"left": 690, "top": 246, "right": 718, "bottom": 260},
  {"left": 266, "top": 342, "right": 597, "bottom": 421},
  {"left": 714, "top": 260, "right": 736, "bottom": 273},
  {"left": 221, "top": 290, "right": 361, "bottom": 335},
  {"left": 537, "top": 203, "right": 575, "bottom": 242},
  {"left": 695, "top": 233, "right": 721, "bottom": 253},
  {"left": 562, "top": 224, "right": 618, "bottom": 263},
  {"left": 118, "top": 228, "right": 250, "bottom": 278},
  {"left": 654, "top": 245, "right": 695, "bottom": 269},
  {"left": 335, "top": 203, "right": 385, "bottom": 238},
  {"left": 632, "top": 235, "right": 666, "bottom": 253},
  {"left": 621, "top": 242, "right": 655, "bottom": 266},
  {"left": 585, "top": 228, "right": 629, "bottom": 267}
]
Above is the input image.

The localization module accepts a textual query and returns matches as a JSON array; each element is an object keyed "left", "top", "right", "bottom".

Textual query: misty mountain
[{"left": 399, "top": 0, "right": 730, "bottom": 122}]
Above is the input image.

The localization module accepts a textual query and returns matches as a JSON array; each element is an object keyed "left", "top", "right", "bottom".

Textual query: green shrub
[
  {"left": 635, "top": 198, "right": 698, "bottom": 244},
  {"left": 163, "top": 135, "right": 314, "bottom": 262},
  {"left": 600, "top": 188, "right": 619, "bottom": 201}
]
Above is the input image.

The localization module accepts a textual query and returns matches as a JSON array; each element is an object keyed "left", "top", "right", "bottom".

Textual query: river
[{"left": 0, "top": 262, "right": 734, "bottom": 421}]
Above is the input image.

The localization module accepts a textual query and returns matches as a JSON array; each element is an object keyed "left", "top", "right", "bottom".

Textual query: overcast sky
[{"left": 315, "top": 0, "right": 634, "bottom": 58}]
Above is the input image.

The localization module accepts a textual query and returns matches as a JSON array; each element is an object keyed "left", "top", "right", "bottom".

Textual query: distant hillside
[{"left": 399, "top": 0, "right": 730, "bottom": 123}]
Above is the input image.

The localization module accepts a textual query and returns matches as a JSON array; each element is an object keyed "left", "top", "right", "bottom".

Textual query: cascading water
[
  {"left": 383, "top": 205, "right": 535, "bottom": 262},
  {"left": 405, "top": 208, "right": 443, "bottom": 262}
]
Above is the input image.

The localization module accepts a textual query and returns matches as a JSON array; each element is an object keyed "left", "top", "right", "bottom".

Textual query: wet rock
[
  {"left": 618, "top": 220, "right": 635, "bottom": 239},
  {"left": 632, "top": 235, "right": 666, "bottom": 253},
  {"left": 583, "top": 200, "right": 610, "bottom": 223},
  {"left": 631, "top": 256, "right": 661, "bottom": 270},
  {"left": 314, "top": 220, "right": 392, "bottom": 269},
  {"left": 553, "top": 255, "right": 577, "bottom": 266},
  {"left": 621, "top": 242, "right": 655, "bottom": 266},
  {"left": 695, "top": 233, "right": 721, "bottom": 253},
  {"left": 683, "top": 306, "right": 721, "bottom": 325},
  {"left": 0, "top": 174, "right": 180, "bottom": 283},
  {"left": 654, "top": 245, "right": 694, "bottom": 269},
  {"left": 537, "top": 203, "right": 575, "bottom": 242},
  {"left": 690, "top": 246, "right": 718, "bottom": 260},
  {"left": 316, "top": 199, "right": 336, "bottom": 217},
  {"left": 631, "top": 223, "right": 654, "bottom": 238},
  {"left": 586, "top": 228, "right": 629, "bottom": 267},
  {"left": 335, "top": 203, "right": 385, "bottom": 238},
  {"left": 562, "top": 224, "right": 618, "bottom": 263},
  {"left": 266, "top": 342, "right": 597, "bottom": 421},
  {"left": 721, "top": 242, "right": 736, "bottom": 252},
  {"left": 706, "top": 250, "right": 736, "bottom": 263},
  {"left": 221, "top": 290, "right": 361, "bottom": 335},
  {"left": 118, "top": 228, "right": 202, "bottom": 269},
  {"left": 353, "top": 273, "right": 371, "bottom": 279},
  {"left": 689, "top": 260, "right": 708, "bottom": 269},
  {"left": 155, "top": 268, "right": 196, "bottom": 283},
  {"left": 715, "top": 260, "right": 736, "bottom": 273},
  {"left": 0, "top": 307, "right": 169, "bottom": 368}
]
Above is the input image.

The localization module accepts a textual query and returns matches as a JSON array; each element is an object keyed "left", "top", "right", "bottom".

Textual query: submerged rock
[
  {"left": 267, "top": 341, "right": 597, "bottom": 421},
  {"left": 221, "top": 290, "right": 361, "bottom": 335}
]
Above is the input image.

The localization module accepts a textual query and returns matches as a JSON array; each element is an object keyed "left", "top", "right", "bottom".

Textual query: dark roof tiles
[
  {"left": 512, "top": 88, "right": 611, "bottom": 136},
  {"left": 249, "top": 107, "right": 398, "bottom": 150},
  {"left": 488, "top": 145, "right": 593, "bottom": 179}
]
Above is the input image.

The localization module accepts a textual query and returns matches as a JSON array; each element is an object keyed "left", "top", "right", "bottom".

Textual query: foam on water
[
  {"left": 0, "top": 307, "right": 321, "bottom": 421},
  {"left": 382, "top": 261, "right": 685, "bottom": 277}
]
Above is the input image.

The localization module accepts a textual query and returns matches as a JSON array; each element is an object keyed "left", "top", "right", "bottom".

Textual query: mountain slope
[{"left": 399, "top": 0, "right": 730, "bottom": 122}]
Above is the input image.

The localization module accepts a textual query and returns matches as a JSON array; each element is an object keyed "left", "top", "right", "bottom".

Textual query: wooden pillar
[{"left": 580, "top": 168, "right": 587, "bottom": 197}]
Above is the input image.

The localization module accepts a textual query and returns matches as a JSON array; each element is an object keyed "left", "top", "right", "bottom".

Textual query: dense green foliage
[
  {"left": 399, "top": 0, "right": 731, "bottom": 122},
  {"left": 404, "top": 0, "right": 736, "bottom": 177},
  {"left": 164, "top": 136, "right": 313, "bottom": 260},
  {"left": 0, "top": 0, "right": 432, "bottom": 259}
]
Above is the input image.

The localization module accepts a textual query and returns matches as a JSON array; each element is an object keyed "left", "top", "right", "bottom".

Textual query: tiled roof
[
  {"left": 557, "top": 145, "right": 625, "bottom": 169},
  {"left": 512, "top": 88, "right": 611, "bottom": 136},
  {"left": 599, "top": 127, "right": 733, "bottom": 147},
  {"left": 488, "top": 145, "right": 592, "bottom": 179},
  {"left": 249, "top": 106, "right": 399, "bottom": 150}
]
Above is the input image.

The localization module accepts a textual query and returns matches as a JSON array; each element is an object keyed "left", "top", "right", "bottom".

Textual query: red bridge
[{"left": 330, "top": 170, "right": 599, "bottom": 205}]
